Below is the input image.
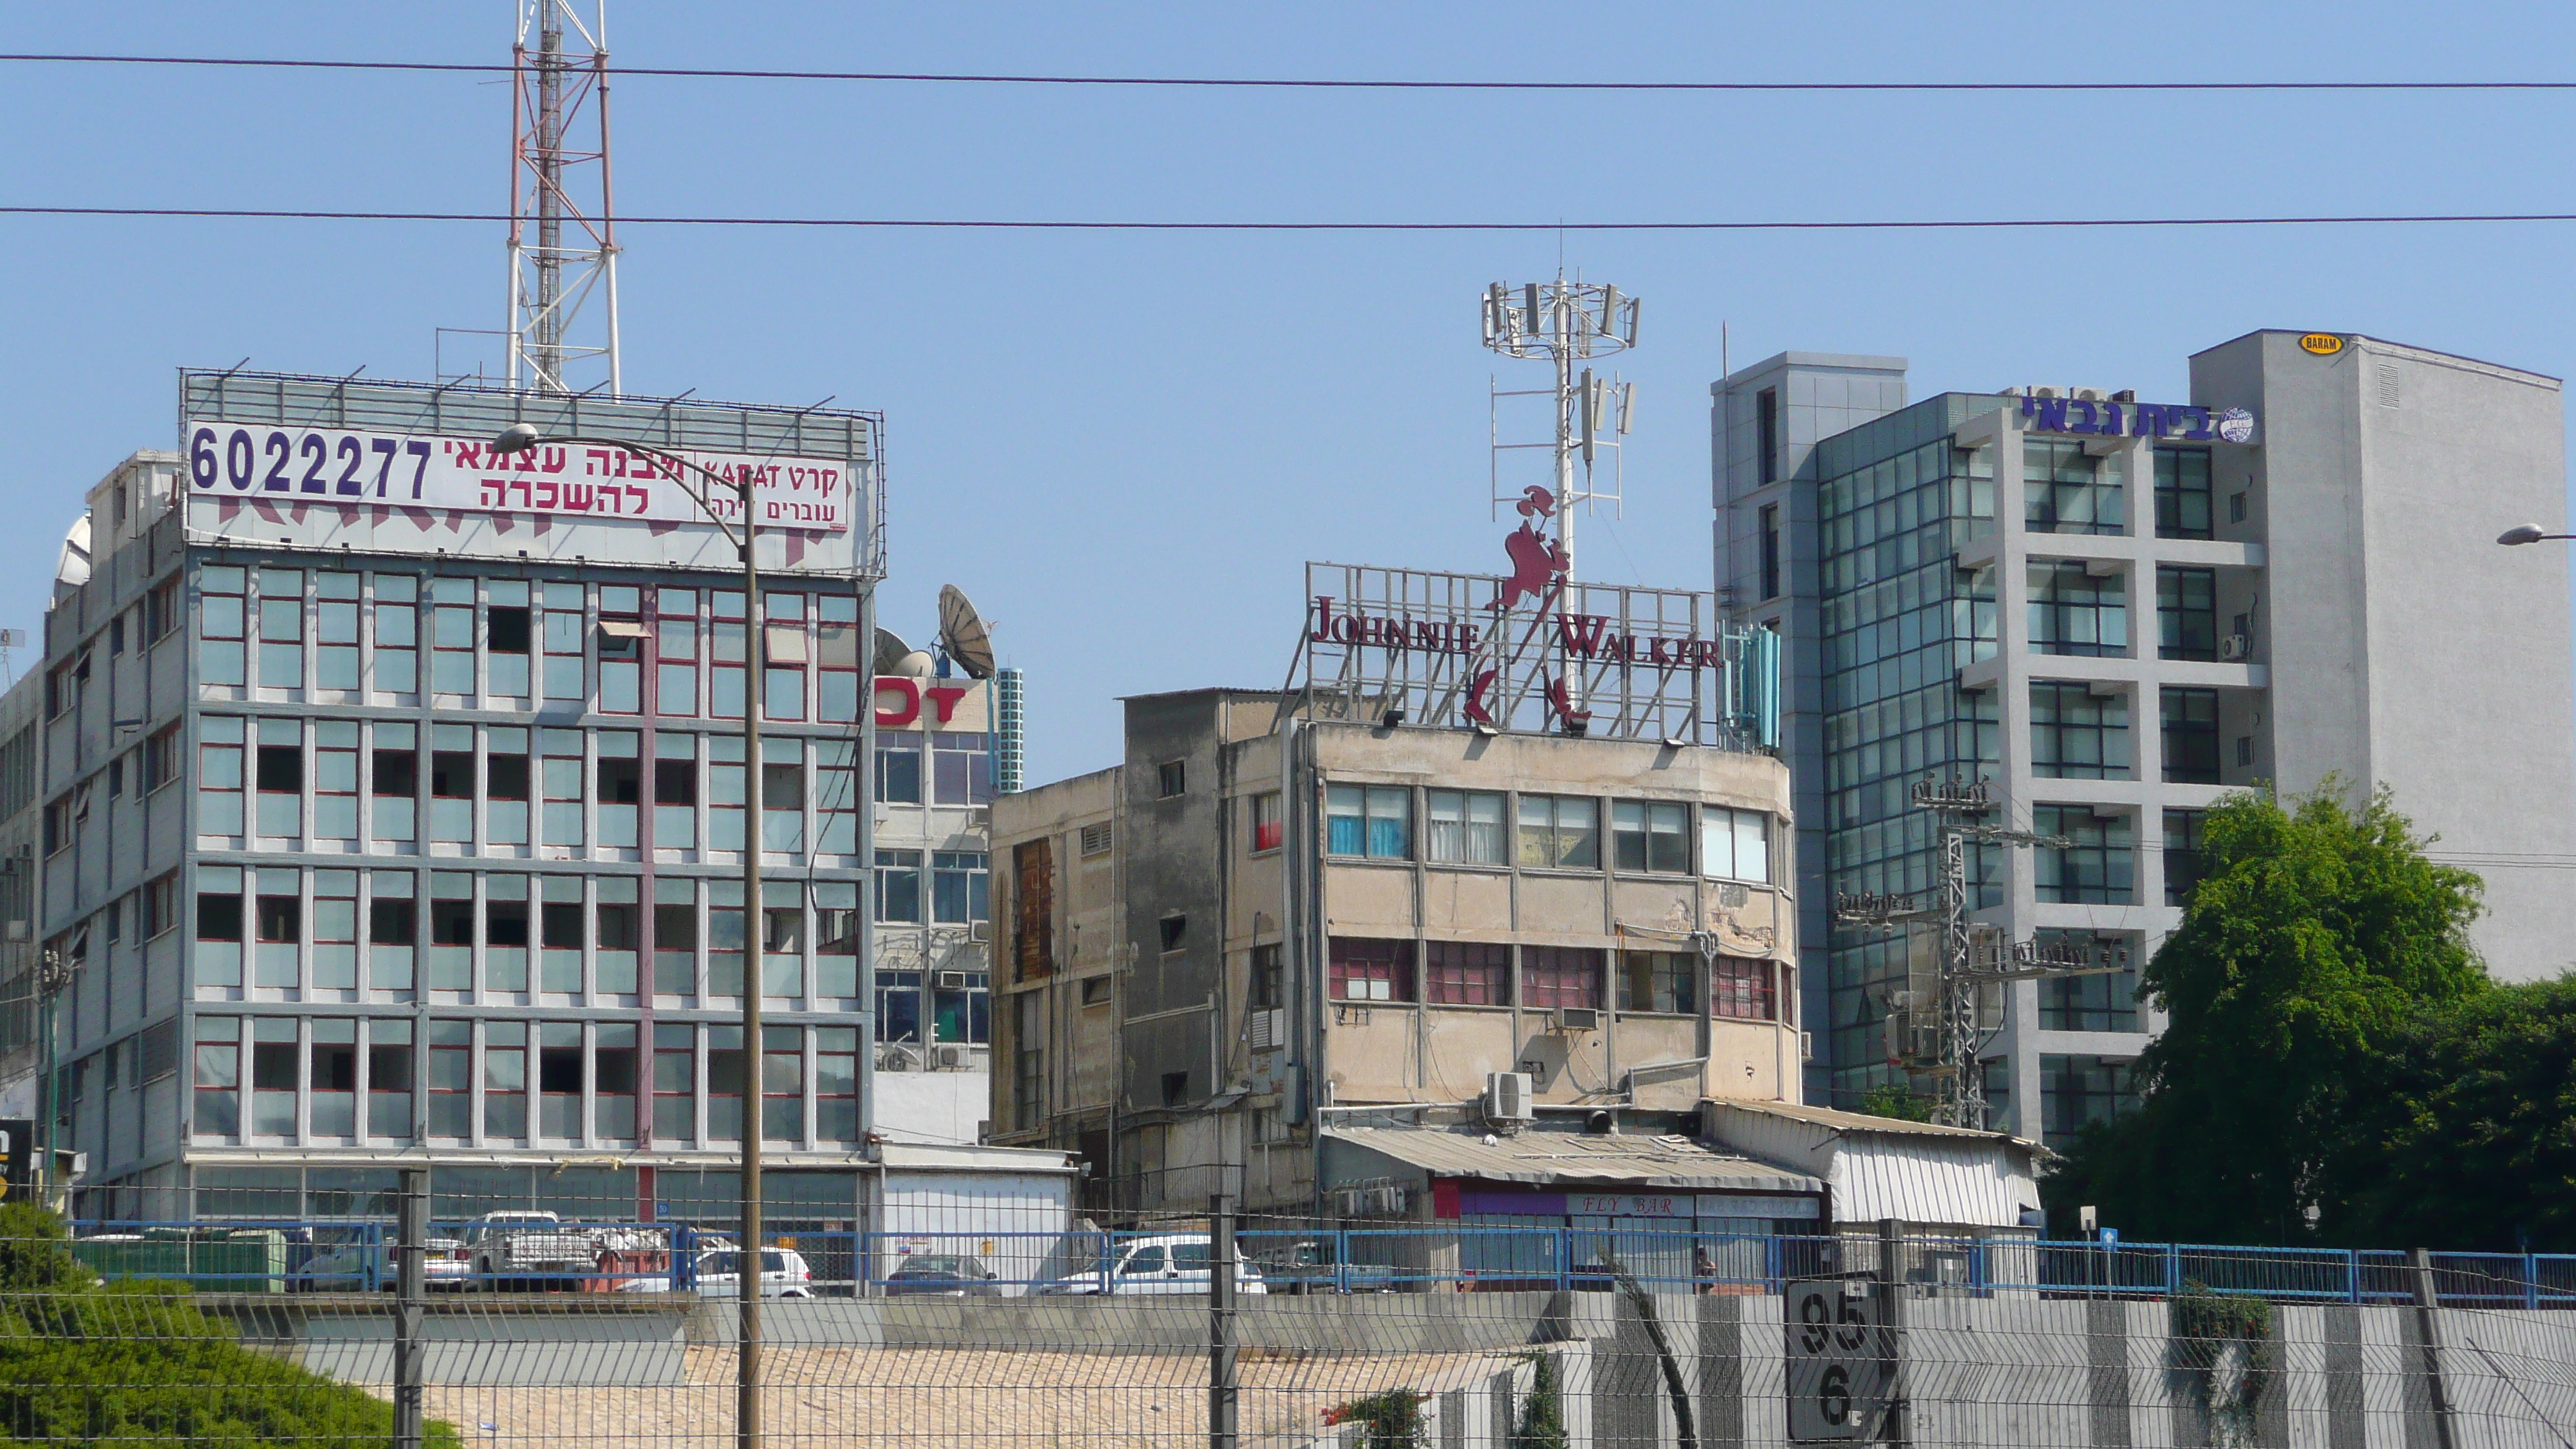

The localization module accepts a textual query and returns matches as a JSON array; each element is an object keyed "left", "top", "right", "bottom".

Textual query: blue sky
[{"left": 5, "top": 3, "right": 2574, "bottom": 782}]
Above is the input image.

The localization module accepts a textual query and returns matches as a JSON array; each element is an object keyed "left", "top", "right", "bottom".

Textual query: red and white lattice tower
[{"left": 507, "top": 0, "right": 621, "bottom": 395}]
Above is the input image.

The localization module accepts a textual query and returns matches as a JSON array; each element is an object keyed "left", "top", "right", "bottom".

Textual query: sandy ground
[{"left": 409, "top": 1346, "right": 1524, "bottom": 1447}]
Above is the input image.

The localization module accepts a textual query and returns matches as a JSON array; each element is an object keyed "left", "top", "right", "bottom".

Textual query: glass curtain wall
[{"left": 1815, "top": 394, "right": 2008, "bottom": 1105}]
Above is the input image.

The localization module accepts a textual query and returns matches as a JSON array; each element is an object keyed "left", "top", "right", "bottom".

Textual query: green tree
[
  {"left": 1855, "top": 1083, "right": 1935, "bottom": 1123},
  {"left": 2046, "top": 785, "right": 2486, "bottom": 1244},
  {"left": 0, "top": 1202, "right": 459, "bottom": 1446},
  {"left": 2324, "top": 975, "right": 2576, "bottom": 1251}
]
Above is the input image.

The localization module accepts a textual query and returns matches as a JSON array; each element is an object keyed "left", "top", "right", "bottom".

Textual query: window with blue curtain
[{"left": 1326, "top": 784, "right": 1410, "bottom": 859}]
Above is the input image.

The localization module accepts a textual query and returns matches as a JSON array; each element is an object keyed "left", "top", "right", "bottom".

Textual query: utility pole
[{"left": 1834, "top": 774, "right": 2122, "bottom": 1129}]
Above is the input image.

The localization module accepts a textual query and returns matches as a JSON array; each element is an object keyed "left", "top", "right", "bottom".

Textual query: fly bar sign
[{"left": 1786, "top": 1278, "right": 1890, "bottom": 1441}]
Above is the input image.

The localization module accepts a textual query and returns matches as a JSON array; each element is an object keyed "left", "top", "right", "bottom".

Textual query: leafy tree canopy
[
  {"left": 2047, "top": 785, "right": 2487, "bottom": 1244},
  {"left": 0, "top": 1202, "right": 460, "bottom": 1446}
]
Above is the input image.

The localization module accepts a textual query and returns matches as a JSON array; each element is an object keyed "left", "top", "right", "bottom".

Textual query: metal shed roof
[
  {"left": 1701, "top": 1101, "right": 2041, "bottom": 1229},
  {"left": 1324, "top": 1126, "right": 1821, "bottom": 1194}
]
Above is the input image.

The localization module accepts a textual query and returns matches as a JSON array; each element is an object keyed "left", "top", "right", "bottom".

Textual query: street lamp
[
  {"left": 2498, "top": 524, "right": 2576, "bottom": 546},
  {"left": 488, "top": 421, "right": 771, "bottom": 1449}
]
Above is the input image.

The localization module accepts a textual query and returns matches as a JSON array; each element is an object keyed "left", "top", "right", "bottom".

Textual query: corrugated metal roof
[
  {"left": 1325, "top": 1126, "right": 1821, "bottom": 1194},
  {"left": 1701, "top": 1101, "right": 2039, "bottom": 1229},
  {"left": 1711, "top": 1100, "right": 2032, "bottom": 1144}
]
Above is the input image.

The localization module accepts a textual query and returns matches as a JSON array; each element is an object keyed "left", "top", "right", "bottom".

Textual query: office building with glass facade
[
  {"left": 1717, "top": 332, "right": 2576, "bottom": 1143},
  {"left": 39, "top": 371, "right": 885, "bottom": 1220}
]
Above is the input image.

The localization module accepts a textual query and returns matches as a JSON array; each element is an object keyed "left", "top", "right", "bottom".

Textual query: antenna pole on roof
[{"left": 506, "top": 0, "right": 621, "bottom": 396}]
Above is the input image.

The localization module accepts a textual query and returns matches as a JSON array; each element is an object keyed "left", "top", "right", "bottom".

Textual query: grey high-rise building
[{"left": 1717, "top": 331, "right": 2576, "bottom": 1142}]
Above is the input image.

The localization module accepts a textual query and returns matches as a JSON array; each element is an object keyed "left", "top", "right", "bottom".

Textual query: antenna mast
[
  {"left": 1837, "top": 775, "right": 2124, "bottom": 1129},
  {"left": 1484, "top": 275, "right": 1640, "bottom": 575},
  {"left": 507, "top": 0, "right": 621, "bottom": 396}
]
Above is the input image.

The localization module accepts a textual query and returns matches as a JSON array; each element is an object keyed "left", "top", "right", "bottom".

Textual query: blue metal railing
[{"left": 53, "top": 1219, "right": 2576, "bottom": 1307}]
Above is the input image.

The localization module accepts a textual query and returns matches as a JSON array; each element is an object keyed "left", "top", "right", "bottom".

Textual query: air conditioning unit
[
  {"left": 968, "top": 921, "right": 992, "bottom": 944},
  {"left": 1801, "top": 1031, "right": 1815, "bottom": 1063},
  {"left": 2219, "top": 634, "right": 2250, "bottom": 661},
  {"left": 933, "top": 1044, "right": 966, "bottom": 1069},
  {"left": 935, "top": 970, "right": 971, "bottom": 990},
  {"left": 1484, "top": 1071, "right": 1534, "bottom": 1124},
  {"left": 1554, "top": 1006, "right": 1601, "bottom": 1033}
]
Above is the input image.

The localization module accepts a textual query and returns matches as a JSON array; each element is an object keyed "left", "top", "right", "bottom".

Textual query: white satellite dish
[
  {"left": 872, "top": 627, "right": 914, "bottom": 678},
  {"left": 937, "top": 584, "right": 998, "bottom": 681}
]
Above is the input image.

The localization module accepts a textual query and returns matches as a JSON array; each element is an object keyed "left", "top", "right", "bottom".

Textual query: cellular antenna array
[{"left": 1483, "top": 275, "right": 1641, "bottom": 575}]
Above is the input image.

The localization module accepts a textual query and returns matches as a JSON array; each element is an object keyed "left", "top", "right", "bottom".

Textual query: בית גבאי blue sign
[{"left": 2020, "top": 394, "right": 2256, "bottom": 444}]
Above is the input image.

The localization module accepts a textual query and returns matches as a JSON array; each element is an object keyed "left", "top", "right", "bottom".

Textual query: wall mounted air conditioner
[
  {"left": 1485, "top": 1071, "right": 1534, "bottom": 1124},
  {"left": 1801, "top": 1031, "right": 1815, "bottom": 1063},
  {"left": 933, "top": 1044, "right": 966, "bottom": 1069},
  {"left": 2219, "top": 634, "right": 2250, "bottom": 661},
  {"left": 935, "top": 970, "right": 971, "bottom": 990},
  {"left": 1555, "top": 1007, "right": 1601, "bottom": 1033},
  {"left": 968, "top": 921, "right": 992, "bottom": 944}
]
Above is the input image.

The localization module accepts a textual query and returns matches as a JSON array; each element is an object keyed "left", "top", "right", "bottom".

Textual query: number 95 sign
[{"left": 1786, "top": 1279, "right": 1887, "bottom": 1441}]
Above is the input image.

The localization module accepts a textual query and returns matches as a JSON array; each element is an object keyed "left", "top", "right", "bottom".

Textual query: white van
[{"left": 1034, "top": 1234, "right": 1269, "bottom": 1297}]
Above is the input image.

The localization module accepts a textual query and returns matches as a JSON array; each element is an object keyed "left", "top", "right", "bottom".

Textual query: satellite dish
[
  {"left": 897, "top": 650, "right": 936, "bottom": 678},
  {"left": 937, "top": 584, "right": 998, "bottom": 680},
  {"left": 872, "top": 628, "right": 914, "bottom": 678}
]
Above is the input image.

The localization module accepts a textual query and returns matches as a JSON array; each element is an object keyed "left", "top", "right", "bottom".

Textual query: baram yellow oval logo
[{"left": 2298, "top": 333, "right": 2345, "bottom": 355}]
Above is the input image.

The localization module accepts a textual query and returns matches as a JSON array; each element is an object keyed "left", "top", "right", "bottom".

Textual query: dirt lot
[{"left": 413, "top": 1345, "right": 1523, "bottom": 1447}]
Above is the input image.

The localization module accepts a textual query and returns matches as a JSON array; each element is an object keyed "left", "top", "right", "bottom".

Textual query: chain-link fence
[{"left": 6, "top": 1180, "right": 2574, "bottom": 1446}]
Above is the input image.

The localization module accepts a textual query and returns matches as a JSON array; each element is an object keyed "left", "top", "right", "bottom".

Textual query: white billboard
[{"left": 183, "top": 418, "right": 854, "bottom": 534}]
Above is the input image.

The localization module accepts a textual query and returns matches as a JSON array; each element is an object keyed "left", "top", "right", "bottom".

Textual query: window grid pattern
[
  {"left": 2154, "top": 447, "right": 2214, "bottom": 540},
  {"left": 2028, "top": 683, "right": 2132, "bottom": 780},
  {"left": 2023, "top": 440, "right": 2126, "bottom": 536},
  {"left": 2157, "top": 567, "right": 2218, "bottom": 662},
  {"left": 2032, "top": 806, "right": 2135, "bottom": 905},
  {"left": 2027, "top": 561, "right": 2129, "bottom": 658},
  {"left": 1814, "top": 395, "right": 2011, "bottom": 1098}
]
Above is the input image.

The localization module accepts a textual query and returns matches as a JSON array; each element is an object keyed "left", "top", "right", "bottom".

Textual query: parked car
[
  {"left": 885, "top": 1253, "right": 1002, "bottom": 1297},
  {"left": 616, "top": 1245, "right": 814, "bottom": 1299},
  {"left": 1248, "top": 1238, "right": 1405, "bottom": 1295},
  {"left": 295, "top": 1233, "right": 474, "bottom": 1291},
  {"left": 1035, "top": 1235, "right": 1269, "bottom": 1297}
]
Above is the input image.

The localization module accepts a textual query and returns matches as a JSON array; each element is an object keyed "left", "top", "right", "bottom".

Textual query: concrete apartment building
[
  {"left": 988, "top": 687, "right": 1818, "bottom": 1219},
  {"left": 1714, "top": 330, "right": 2576, "bottom": 1140},
  {"left": 39, "top": 371, "right": 890, "bottom": 1224},
  {"left": 865, "top": 649, "right": 1021, "bottom": 1146}
]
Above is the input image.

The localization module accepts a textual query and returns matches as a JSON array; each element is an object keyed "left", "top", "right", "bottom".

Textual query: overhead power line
[
  {"left": 9, "top": 205, "right": 2576, "bottom": 232},
  {"left": 5, "top": 53, "right": 2576, "bottom": 92}
]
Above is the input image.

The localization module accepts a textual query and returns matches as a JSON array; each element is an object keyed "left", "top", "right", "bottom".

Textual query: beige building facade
[{"left": 988, "top": 687, "right": 1804, "bottom": 1216}]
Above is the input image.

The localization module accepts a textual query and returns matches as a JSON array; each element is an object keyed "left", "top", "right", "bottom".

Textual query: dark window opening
[
  {"left": 539, "top": 1046, "right": 582, "bottom": 1094},
  {"left": 596, "top": 902, "right": 639, "bottom": 952},
  {"left": 251, "top": 1042, "right": 297, "bottom": 1091},
  {"left": 197, "top": 894, "right": 244, "bottom": 941},
  {"left": 1758, "top": 502, "right": 1782, "bottom": 601},
  {"left": 485, "top": 899, "right": 530, "bottom": 947},
  {"left": 487, "top": 606, "right": 533, "bottom": 654},
  {"left": 368, "top": 899, "right": 416, "bottom": 946},
  {"left": 372, "top": 748, "right": 416, "bottom": 796},
  {"left": 255, "top": 746, "right": 302, "bottom": 793},
  {"left": 655, "top": 760, "right": 697, "bottom": 806},
  {"left": 429, "top": 751, "right": 474, "bottom": 799},
  {"left": 430, "top": 899, "right": 474, "bottom": 947},
  {"left": 2160, "top": 687, "right": 2221, "bottom": 785},
  {"left": 1156, "top": 761, "right": 1186, "bottom": 798},
  {"left": 598, "top": 758, "right": 642, "bottom": 805},
  {"left": 1158, "top": 915, "right": 1186, "bottom": 953},
  {"left": 1160, "top": 1070, "right": 1190, "bottom": 1108},
  {"left": 486, "top": 752, "right": 531, "bottom": 801},
  {"left": 1756, "top": 388, "right": 1779, "bottom": 486},
  {"left": 542, "top": 902, "right": 583, "bottom": 950},
  {"left": 255, "top": 896, "right": 300, "bottom": 942}
]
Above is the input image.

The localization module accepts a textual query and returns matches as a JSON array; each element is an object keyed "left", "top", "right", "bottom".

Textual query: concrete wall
[{"left": 2193, "top": 331, "right": 2576, "bottom": 981}]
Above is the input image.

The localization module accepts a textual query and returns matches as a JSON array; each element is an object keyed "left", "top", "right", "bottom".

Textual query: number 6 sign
[{"left": 1786, "top": 1279, "right": 1889, "bottom": 1441}]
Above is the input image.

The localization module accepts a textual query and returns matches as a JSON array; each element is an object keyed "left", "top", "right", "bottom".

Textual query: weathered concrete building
[
  {"left": 39, "top": 372, "right": 887, "bottom": 1224},
  {"left": 989, "top": 687, "right": 1808, "bottom": 1218}
]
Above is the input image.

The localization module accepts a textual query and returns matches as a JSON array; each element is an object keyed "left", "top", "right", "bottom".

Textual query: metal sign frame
[{"left": 1286, "top": 560, "right": 1773, "bottom": 748}]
